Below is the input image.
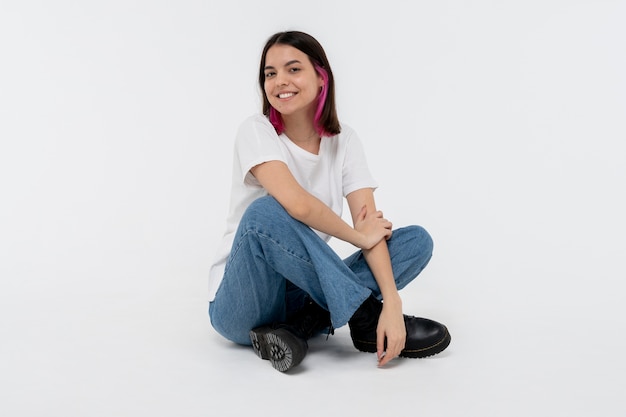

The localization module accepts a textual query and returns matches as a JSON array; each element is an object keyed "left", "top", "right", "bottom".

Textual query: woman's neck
[
  {"left": 282, "top": 112, "right": 319, "bottom": 141},
  {"left": 282, "top": 113, "right": 321, "bottom": 154}
]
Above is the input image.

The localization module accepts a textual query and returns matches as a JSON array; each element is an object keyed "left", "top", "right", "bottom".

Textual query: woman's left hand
[{"left": 376, "top": 299, "right": 406, "bottom": 367}]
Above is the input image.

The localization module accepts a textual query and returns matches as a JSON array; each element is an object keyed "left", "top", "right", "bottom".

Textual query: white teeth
[{"left": 279, "top": 92, "right": 295, "bottom": 99}]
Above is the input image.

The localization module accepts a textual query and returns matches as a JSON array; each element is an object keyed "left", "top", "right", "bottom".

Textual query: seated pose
[{"left": 208, "top": 30, "right": 451, "bottom": 372}]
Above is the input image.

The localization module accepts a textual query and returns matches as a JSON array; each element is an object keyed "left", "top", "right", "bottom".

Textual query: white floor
[{"left": 3, "top": 245, "right": 624, "bottom": 417}]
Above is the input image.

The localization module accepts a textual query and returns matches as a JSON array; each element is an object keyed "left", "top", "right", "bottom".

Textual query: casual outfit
[{"left": 208, "top": 114, "right": 449, "bottom": 371}]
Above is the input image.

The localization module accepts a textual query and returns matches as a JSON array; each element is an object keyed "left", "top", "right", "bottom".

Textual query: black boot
[
  {"left": 348, "top": 294, "right": 451, "bottom": 358},
  {"left": 249, "top": 299, "right": 331, "bottom": 372},
  {"left": 284, "top": 298, "right": 332, "bottom": 340}
]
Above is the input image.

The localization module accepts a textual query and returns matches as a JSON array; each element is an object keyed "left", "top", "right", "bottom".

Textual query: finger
[
  {"left": 379, "top": 342, "right": 401, "bottom": 367},
  {"left": 378, "top": 351, "right": 392, "bottom": 367},
  {"left": 376, "top": 330, "right": 385, "bottom": 361},
  {"left": 381, "top": 346, "right": 401, "bottom": 366},
  {"left": 390, "top": 340, "right": 403, "bottom": 358}
]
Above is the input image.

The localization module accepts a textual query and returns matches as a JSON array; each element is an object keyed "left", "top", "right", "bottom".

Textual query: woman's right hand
[{"left": 354, "top": 205, "right": 393, "bottom": 249}]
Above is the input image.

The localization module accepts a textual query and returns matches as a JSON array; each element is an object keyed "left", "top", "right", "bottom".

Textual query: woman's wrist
[{"left": 380, "top": 290, "right": 402, "bottom": 307}]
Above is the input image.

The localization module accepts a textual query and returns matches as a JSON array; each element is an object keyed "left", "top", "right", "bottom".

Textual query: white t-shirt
[{"left": 208, "top": 113, "right": 378, "bottom": 301}]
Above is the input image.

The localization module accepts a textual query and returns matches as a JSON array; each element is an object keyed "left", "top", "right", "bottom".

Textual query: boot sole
[
  {"left": 353, "top": 326, "right": 451, "bottom": 359},
  {"left": 249, "top": 326, "right": 307, "bottom": 372}
]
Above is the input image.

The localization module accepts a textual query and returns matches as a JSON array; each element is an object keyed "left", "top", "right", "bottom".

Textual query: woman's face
[{"left": 263, "top": 44, "right": 324, "bottom": 118}]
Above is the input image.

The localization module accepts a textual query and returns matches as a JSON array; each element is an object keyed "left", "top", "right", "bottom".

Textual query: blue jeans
[{"left": 209, "top": 196, "right": 433, "bottom": 345}]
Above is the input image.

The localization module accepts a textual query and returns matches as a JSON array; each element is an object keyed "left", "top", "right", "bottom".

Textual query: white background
[{"left": 1, "top": 1, "right": 625, "bottom": 416}]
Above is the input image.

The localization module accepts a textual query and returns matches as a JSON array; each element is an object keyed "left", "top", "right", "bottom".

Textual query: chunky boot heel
[
  {"left": 249, "top": 327, "right": 271, "bottom": 360},
  {"left": 249, "top": 327, "right": 308, "bottom": 372},
  {"left": 249, "top": 299, "right": 331, "bottom": 372}
]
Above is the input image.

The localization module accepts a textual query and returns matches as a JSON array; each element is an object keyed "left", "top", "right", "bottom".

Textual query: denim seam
[{"left": 225, "top": 228, "right": 315, "bottom": 277}]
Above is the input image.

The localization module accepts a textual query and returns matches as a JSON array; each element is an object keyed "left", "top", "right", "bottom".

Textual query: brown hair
[{"left": 258, "top": 31, "right": 340, "bottom": 136}]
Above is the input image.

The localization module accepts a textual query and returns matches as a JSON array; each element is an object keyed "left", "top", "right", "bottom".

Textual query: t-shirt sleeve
[
  {"left": 234, "top": 115, "right": 286, "bottom": 186},
  {"left": 342, "top": 128, "right": 379, "bottom": 196}
]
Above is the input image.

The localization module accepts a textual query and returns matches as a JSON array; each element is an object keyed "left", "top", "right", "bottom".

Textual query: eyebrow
[{"left": 264, "top": 60, "right": 302, "bottom": 71}]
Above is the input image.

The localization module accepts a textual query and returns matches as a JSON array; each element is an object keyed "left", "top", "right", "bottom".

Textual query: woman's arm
[
  {"left": 252, "top": 160, "right": 400, "bottom": 365},
  {"left": 346, "top": 188, "right": 406, "bottom": 366},
  {"left": 250, "top": 160, "right": 391, "bottom": 249}
]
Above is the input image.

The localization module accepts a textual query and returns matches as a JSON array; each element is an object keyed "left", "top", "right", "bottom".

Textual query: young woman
[{"left": 208, "top": 31, "right": 450, "bottom": 372}]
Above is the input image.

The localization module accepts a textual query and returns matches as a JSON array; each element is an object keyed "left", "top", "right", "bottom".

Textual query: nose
[{"left": 275, "top": 71, "right": 288, "bottom": 87}]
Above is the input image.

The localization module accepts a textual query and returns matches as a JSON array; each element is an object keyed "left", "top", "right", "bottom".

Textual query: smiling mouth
[{"left": 278, "top": 92, "right": 296, "bottom": 99}]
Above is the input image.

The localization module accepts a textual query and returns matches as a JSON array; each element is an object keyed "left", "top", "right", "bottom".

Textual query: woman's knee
[
  {"left": 240, "top": 196, "right": 286, "bottom": 227},
  {"left": 246, "top": 195, "right": 282, "bottom": 215},
  {"left": 387, "top": 225, "right": 434, "bottom": 285},
  {"left": 394, "top": 225, "right": 434, "bottom": 271},
  {"left": 394, "top": 225, "right": 433, "bottom": 254},
  {"left": 246, "top": 195, "right": 280, "bottom": 212},
  {"left": 408, "top": 225, "right": 434, "bottom": 256}
]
